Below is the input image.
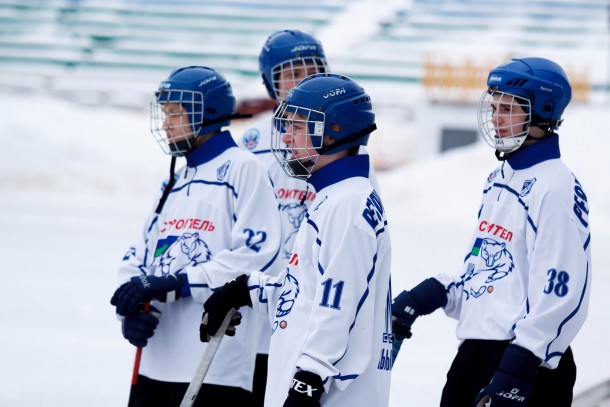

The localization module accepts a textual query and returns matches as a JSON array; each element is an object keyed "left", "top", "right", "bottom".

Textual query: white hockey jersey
[
  {"left": 247, "top": 154, "right": 393, "bottom": 407},
  {"left": 240, "top": 113, "right": 381, "bottom": 354},
  {"left": 116, "top": 131, "right": 282, "bottom": 389},
  {"left": 435, "top": 135, "right": 592, "bottom": 369}
]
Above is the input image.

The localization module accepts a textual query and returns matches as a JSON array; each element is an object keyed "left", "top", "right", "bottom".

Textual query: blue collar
[
  {"left": 308, "top": 154, "right": 370, "bottom": 191},
  {"left": 185, "top": 131, "right": 237, "bottom": 167},
  {"left": 507, "top": 134, "right": 561, "bottom": 170}
]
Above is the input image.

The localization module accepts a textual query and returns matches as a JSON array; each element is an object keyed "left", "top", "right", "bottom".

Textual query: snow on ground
[{"left": 0, "top": 92, "right": 608, "bottom": 406}]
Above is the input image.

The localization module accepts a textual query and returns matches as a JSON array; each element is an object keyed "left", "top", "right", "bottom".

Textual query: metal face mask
[
  {"left": 478, "top": 89, "right": 532, "bottom": 154},
  {"left": 151, "top": 89, "right": 204, "bottom": 156},
  {"left": 271, "top": 101, "right": 325, "bottom": 180}
]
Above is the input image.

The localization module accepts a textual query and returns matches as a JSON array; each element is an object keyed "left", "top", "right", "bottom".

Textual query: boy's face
[
  {"left": 162, "top": 102, "right": 193, "bottom": 143},
  {"left": 275, "top": 59, "right": 326, "bottom": 100},
  {"left": 490, "top": 93, "right": 529, "bottom": 138}
]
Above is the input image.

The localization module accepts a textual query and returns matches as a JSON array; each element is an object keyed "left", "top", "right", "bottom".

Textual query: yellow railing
[{"left": 422, "top": 56, "right": 590, "bottom": 104}]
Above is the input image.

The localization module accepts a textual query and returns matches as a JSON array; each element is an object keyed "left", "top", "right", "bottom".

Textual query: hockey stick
[
  {"left": 179, "top": 308, "right": 236, "bottom": 407},
  {"left": 475, "top": 394, "right": 491, "bottom": 407},
  {"left": 127, "top": 302, "right": 150, "bottom": 407}
]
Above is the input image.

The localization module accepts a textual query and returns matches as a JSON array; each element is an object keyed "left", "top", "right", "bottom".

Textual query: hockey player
[
  {"left": 201, "top": 73, "right": 393, "bottom": 407},
  {"left": 239, "top": 28, "right": 380, "bottom": 406},
  {"left": 391, "top": 57, "right": 591, "bottom": 407},
  {"left": 110, "top": 65, "right": 282, "bottom": 406}
]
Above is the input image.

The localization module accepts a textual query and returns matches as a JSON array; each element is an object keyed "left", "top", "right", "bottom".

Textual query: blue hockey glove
[
  {"left": 111, "top": 273, "right": 188, "bottom": 316},
  {"left": 283, "top": 370, "right": 324, "bottom": 407},
  {"left": 121, "top": 306, "right": 161, "bottom": 348},
  {"left": 474, "top": 344, "right": 540, "bottom": 407},
  {"left": 391, "top": 278, "right": 447, "bottom": 340},
  {"left": 200, "top": 274, "right": 252, "bottom": 342}
]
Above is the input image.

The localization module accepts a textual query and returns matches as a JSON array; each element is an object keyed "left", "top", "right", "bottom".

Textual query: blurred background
[
  {"left": 0, "top": 0, "right": 608, "bottom": 406},
  {"left": 1, "top": 0, "right": 608, "bottom": 166}
]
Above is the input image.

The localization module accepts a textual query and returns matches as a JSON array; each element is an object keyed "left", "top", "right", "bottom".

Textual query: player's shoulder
[{"left": 528, "top": 158, "right": 575, "bottom": 194}]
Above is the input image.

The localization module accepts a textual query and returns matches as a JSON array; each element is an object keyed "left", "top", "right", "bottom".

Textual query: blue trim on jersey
[
  {"left": 253, "top": 149, "right": 273, "bottom": 155},
  {"left": 170, "top": 179, "right": 238, "bottom": 198},
  {"left": 305, "top": 213, "right": 320, "bottom": 233},
  {"left": 308, "top": 155, "right": 369, "bottom": 192},
  {"left": 317, "top": 262, "right": 325, "bottom": 276},
  {"left": 490, "top": 183, "right": 538, "bottom": 233},
  {"left": 544, "top": 261, "right": 590, "bottom": 362},
  {"left": 185, "top": 131, "right": 237, "bottom": 167},
  {"left": 252, "top": 281, "right": 283, "bottom": 304},
  {"left": 260, "top": 246, "right": 281, "bottom": 272},
  {"left": 332, "top": 373, "right": 359, "bottom": 382},
  {"left": 347, "top": 254, "right": 376, "bottom": 335},
  {"left": 376, "top": 220, "right": 389, "bottom": 236},
  {"left": 583, "top": 233, "right": 590, "bottom": 251},
  {"left": 507, "top": 134, "right": 560, "bottom": 170}
]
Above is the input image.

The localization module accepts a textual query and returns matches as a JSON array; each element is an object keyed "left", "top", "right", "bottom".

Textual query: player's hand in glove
[
  {"left": 111, "top": 273, "right": 188, "bottom": 316},
  {"left": 199, "top": 274, "right": 252, "bottom": 342},
  {"left": 283, "top": 370, "right": 324, "bottom": 407},
  {"left": 391, "top": 277, "right": 447, "bottom": 340},
  {"left": 474, "top": 344, "right": 540, "bottom": 407},
  {"left": 199, "top": 310, "right": 243, "bottom": 342},
  {"left": 121, "top": 306, "right": 161, "bottom": 348}
]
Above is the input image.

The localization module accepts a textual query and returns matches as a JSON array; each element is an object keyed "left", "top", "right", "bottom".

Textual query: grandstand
[{"left": 0, "top": 0, "right": 607, "bottom": 167}]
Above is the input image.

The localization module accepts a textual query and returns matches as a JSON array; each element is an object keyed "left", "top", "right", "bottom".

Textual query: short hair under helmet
[
  {"left": 478, "top": 57, "right": 572, "bottom": 153},
  {"left": 259, "top": 29, "right": 329, "bottom": 100},
  {"left": 272, "top": 73, "right": 376, "bottom": 179},
  {"left": 151, "top": 65, "right": 236, "bottom": 156}
]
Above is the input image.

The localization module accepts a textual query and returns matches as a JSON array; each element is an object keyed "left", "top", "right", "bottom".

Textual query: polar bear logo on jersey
[
  {"left": 281, "top": 203, "right": 307, "bottom": 258},
  {"left": 463, "top": 238, "right": 515, "bottom": 299},
  {"left": 158, "top": 232, "right": 212, "bottom": 276},
  {"left": 479, "top": 239, "right": 514, "bottom": 283},
  {"left": 276, "top": 273, "right": 300, "bottom": 317}
]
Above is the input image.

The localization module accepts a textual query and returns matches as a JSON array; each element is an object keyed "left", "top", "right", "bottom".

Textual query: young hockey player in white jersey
[
  {"left": 110, "top": 65, "right": 282, "bottom": 406},
  {"left": 239, "top": 29, "right": 381, "bottom": 406},
  {"left": 201, "top": 73, "right": 393, "bottom": 407},
  {"left": 391, "top": 57, "right": 592, "bottom": 407}
]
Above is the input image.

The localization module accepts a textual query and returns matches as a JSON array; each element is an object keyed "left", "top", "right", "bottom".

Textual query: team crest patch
[
  {"left": 217, "top": 160, "right": 231, "bottom": 181},
  {"left": 242, "top": 129, "right": 260, "bottom": 150},
  {"left": 520, "top": 178, "right": 537, "bottom": 197}
]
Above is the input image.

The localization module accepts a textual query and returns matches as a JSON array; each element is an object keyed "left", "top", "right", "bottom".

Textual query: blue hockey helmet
[
  {"left": 478, "top": 57, "right": 572, "bottom": 153},
  {"left": 151, "top": 65, "right": 236, "bottom": 156},
  {"left": 487, "top": 57, "right": 571, "bottom": 125},
  {"left": 259, "top": 29, "right": 329, "bottom": 100},
  {"left": 271, "top": 73, "right": 376, "bottom": 179}
]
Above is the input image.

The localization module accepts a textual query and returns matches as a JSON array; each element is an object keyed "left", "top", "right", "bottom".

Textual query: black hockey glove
[
  {"left": 121, "top": 306, "right": 161, "bottom": 348},
  {"left": 283, "top": 370, "right": 324, "bottom": 407},
  {"left": 474, "top": 344, "right": 540, "bottom": 407},
  {"left": 391, "top": 278, "right": 447, "bottom": 340},
  {"left": 199, "top": 274, "right": 252, "bottom": 342},
  {"left": 111, "top": 273, "right": 187, "bottom": 316}
]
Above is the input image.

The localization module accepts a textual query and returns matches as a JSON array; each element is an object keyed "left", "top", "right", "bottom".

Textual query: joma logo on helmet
[
  {"left": 323, "top": 87, "right": 346, "bottom": 98},
  {"left": 489, "top": 75, "right": 503, "bottom": 82},
  {"left": 290, "top": 45, "right": 317, "bottom": 52},
  {"left": 199, "top": 76, "right": 217, "bottom": 87}
]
